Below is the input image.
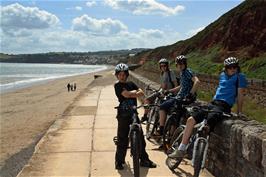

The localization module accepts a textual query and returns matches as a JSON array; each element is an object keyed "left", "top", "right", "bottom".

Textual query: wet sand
[{"left": 0, "top": 68, "right": 113, "bottom": 175}]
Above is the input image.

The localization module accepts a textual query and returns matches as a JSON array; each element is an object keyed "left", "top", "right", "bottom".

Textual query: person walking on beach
[
  {"left": 73, "top": 83, "right": 77, "bottom": 91},
  {"left": 67, "top": 83, "right": 71, "bottom": 92},
  {"left": 114, "top": 63, "right": 157, "bottom": 170}
]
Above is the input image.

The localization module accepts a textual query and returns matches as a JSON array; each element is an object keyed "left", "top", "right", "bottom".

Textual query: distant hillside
[
  {"left": 133, "top": 0, "right": 266, "bottom": 79},
  {"left": 0, "top": 48, "right": 148, "bottom": 65}
]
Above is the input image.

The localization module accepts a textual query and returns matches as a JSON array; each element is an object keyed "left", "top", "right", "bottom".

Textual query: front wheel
[
  {"left": 131, "top": 130, "right": 140, "bottom": 177},
  {"left": 193, "top": 139, "right": 206, "bottom": 177},
  {"left": 165, "top": 126, "right": 184, "bottom": 170},
  {"left": 163, "top": 115, "right": 178, "bottom": 153}
]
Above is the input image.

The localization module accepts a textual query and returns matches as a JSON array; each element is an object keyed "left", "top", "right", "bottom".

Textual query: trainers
[
  {"left": 140, "top": 115, "right": 148, "bottom": 123},
  {"left": 140, "top": 159, "right": 157, "bottom": 168},
  {"left": 168, "top": 149, "right": 186, "bottom": 159},
  {"left": 115, "top": 162, "right": 124, "bottom": 170},
  {"left": 153, "top": 130, "right": 163, "bottom": 137}
]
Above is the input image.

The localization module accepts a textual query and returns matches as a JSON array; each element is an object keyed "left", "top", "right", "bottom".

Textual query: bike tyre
[
  {"left": 146, "top": 106, "right": 159, "bottom": 139},
  {"left": 165, "top": 127, "right": 184, "bottom": 170},
  {"left": 193, "top": 139, "right": 206, "bottom": 177},
  {"left": 163, "top": 115, "right": 177, "bottom": 153},
  {"left": 166, "top": 156, "right": 183, "bottom": 171},
  {"left": 168, "top": 126, "right": 184, "bottom": 154},
  {"left": 131, "top": 130, "right": 140, "bottom": 177}
]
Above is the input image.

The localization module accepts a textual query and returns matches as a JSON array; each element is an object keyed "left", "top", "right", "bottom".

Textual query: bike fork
[{"left": 191, "top": 137, "right": 209, "bottom": 168}]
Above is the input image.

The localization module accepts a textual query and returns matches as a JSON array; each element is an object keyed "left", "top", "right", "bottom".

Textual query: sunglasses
[
  {"left": 226, "top": 65, "right": 238, "bottom": 69},
  {"left": 160, "top": 65, "right": 167, "bottom": 67}
]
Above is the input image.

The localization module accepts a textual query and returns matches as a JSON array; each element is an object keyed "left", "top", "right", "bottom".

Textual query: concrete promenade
[{"left": 17, "top": 74, "right": 213, "bottom": 177}]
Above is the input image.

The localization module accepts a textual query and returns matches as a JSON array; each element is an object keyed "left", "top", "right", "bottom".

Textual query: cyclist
[
  {"left": 168, "top": 57, "right": 247, "bottom": 159},
  {"left": 141, "top": 58, "right": 178, "bottom": 123},
  {"left": 158, "top": 55, "right": 200, "bottom": 136},
  {"left": 114, "top": 63, "right": 157, "bottom": 170}
]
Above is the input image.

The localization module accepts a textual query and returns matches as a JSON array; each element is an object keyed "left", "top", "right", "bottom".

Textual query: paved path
[{"left": 17, "top": 78, "right": 214, "bottom": 177}]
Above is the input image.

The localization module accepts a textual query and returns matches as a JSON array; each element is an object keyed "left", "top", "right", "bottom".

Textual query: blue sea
[{"left": 0, "top": 63, "right": 108, "bottom": 93}]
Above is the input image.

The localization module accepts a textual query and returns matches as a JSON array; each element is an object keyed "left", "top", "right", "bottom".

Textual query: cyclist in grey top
[
  {"left": 158, "top": 55, "right": 200, "bottom": 136},
  {"left": 141, "top": 58, "right": 178, "bottom": 123}
]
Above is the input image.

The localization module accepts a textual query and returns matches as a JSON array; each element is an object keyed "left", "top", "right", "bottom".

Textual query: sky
[{"left": 0, "top": 0, "right": 243, "bottom": 54}]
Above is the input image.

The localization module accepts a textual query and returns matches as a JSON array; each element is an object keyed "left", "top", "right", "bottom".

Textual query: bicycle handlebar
[
  {"left": 187, "top": 106, "right": 232, "bottom": 118},
  {"left": 114, "top": 104, "right": 159, "bottom": 110}
]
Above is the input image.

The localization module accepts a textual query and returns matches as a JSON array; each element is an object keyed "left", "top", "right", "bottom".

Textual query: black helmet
[
  {"left": 159, "top": 58, "right": 169, "bottom": 65},
  {"left": 224, "top": 57, "right": 239, "bottom": 66},
  {"left": 175, "top": 55, "right": 187, "bottom": 64},
  {"left": 115, "top": 63, "right": 129, "bottom": 76}
]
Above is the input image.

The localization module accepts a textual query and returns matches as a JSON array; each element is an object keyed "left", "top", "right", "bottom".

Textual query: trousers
[{"left": 115, "top": 112, "right": 149, "bottom": 163}]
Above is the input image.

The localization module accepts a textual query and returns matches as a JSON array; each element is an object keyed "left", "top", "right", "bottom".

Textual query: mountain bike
[
  {"left": 145, "top": 86, "right": 164, "bottom": 140},
  {"left": 163, "top": 95, "right": 196, "bottom": 153},
  {"left": 166, "top": 106, "right": 231, "bottom": 177},
  {"left": 114, "top": 104, "right": 151, "bottom": 177}
]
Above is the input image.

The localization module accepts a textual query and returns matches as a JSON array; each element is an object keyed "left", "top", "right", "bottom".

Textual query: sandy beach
[{"left": 0, "top": 68, "right": 113, "bottom": 174}]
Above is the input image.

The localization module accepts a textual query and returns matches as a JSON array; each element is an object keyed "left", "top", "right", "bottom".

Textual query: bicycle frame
[{"left": 129, "top": 113, "right": 142, "bottom": 138}]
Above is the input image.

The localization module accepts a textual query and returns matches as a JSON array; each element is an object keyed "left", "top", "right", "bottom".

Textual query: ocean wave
[{"left": 0, "top": 64, "right": 108, "bottom": 94}]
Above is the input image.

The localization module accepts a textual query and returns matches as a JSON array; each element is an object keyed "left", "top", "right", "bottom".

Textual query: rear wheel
[
  {"left": 131, "top": 130, "right": 140, "bottom": 177},
  {"left": 146, "top": 107, "right": 159, "bottom": 139},
  {"left": 193, "top": 139, "right": 206, "bottom": 177}
]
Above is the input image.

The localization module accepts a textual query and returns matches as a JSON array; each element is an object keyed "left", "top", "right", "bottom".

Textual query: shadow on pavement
[{"left": 117, "top": 162, "right": 149, "bottom": 177}]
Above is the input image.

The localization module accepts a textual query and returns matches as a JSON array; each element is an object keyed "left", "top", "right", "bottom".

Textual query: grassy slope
[{"left": 184, "top": 46, "right": 266, "bottom": 80}]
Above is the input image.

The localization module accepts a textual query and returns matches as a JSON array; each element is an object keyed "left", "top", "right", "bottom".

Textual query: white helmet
[
  {"left": 159, "top": 58, "right": 169, "bottom": 65},
  {"left": 115, "top": 63, "right": 129, "bottom": 75},
  {"left": 224, "top": 57, "right": 239, "bottom": 66},
  {"left": 175, "top": 55, "right": 187, "bottom": 64}
]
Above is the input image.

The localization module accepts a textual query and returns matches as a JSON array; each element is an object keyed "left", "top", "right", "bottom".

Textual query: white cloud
[
  {"left": 75, "top": 6, "right": 82, "bottom": 11},
  {"left": 1, "top": 3, "right": 60, "bottom": 33},
  {"left": 86, "top": 0, "right": 97, "bottom": 7},
  {"left": 187, "top": 26, "right": 205, "bottom": 37},
  {"left": 72, "top": 15, "right": 128, "bottom": 35},
  {"left": 139, "top": 29, "right": 164, "bottom": 38},
  {"left": 1, "top": 10, "right": 180, "bottom": 54},
  {"left": 104, "top": 0, "right": 185, "bottom": 16},
  {"left": 1, "top": 26, "right": 179, "bottom": 54}
]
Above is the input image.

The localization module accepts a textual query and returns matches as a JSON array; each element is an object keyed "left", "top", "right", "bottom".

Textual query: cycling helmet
[
  {"left": 159, "top": 58, "right": 169, "bottom": 65},
  {"left": 175, "top": 55, "right": 187, "bottom": 64},
  {"left": 224, "top": 57, "right": 239, "bottom": 66},
  {"left": 115, "top": 63, "right": 129, "bottom": 76}
]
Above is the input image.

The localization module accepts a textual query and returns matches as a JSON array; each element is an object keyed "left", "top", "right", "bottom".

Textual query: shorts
[
  {"left": 160, "top": 97, "right": 183, "bottom": 112},
  {"left": 192, "top": 100, "right": 231, "bottom": 131}
]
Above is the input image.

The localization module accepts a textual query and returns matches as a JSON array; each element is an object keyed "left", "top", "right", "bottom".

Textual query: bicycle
[
  {"left": 166, "top": 105, "right": 231, "bottom": 177},
  {"left": 162, "top": 95, "right": 196, "bottom": 153},
  {"left": 114, "top": 104, "right": 151, "bottom": 177},
  {"left": 144, "top": 86, "right": 164, "bottom": 140}
]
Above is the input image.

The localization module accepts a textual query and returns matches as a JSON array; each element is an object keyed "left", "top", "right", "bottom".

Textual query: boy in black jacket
[{"left": 114, "top": 63, "right": 157, "bottom": 170}]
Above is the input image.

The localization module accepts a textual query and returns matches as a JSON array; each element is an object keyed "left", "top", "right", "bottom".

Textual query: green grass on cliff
[
  {"left": 149, "top": 45, "right": 266, "bottom": 80},
  {"left": 184, "top": 47, "right": 266, "bottom": 80}
]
